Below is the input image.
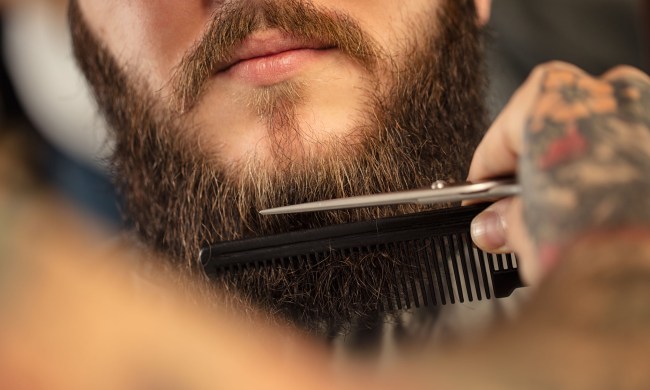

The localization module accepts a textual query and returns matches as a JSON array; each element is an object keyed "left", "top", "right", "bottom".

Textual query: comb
[{"left": 200, "top": 204, "right": 524, "bottom": 312}]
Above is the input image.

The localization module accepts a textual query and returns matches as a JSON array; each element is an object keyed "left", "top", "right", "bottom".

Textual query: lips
[{"left": 214, "top": 30, "right": 335, "bottom": 85}]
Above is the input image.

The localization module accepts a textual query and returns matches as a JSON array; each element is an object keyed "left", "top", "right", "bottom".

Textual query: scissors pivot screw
[{"left": 431, "top": 180, "right": 448, "bottom": 190}]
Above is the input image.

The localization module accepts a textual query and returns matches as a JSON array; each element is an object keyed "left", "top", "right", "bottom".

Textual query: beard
[{"left": 69, "top": 0, "right": 487, "bottom": 333}]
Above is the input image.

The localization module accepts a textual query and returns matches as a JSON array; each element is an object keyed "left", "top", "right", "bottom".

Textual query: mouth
[{"left": 215, "top": 30, "right": 336, "bottom": 85}]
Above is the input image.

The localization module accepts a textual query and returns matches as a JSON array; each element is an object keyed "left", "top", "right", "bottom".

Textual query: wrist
[{"left": 550, "top": 227, "right": 650, "bottom": 275}]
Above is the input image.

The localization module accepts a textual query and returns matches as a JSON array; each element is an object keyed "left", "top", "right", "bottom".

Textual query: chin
[{"left": 191, "top": 107, "right": 372, "bottom": 174}]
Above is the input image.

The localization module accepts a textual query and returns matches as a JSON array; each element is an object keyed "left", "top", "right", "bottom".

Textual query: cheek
[
  {"left": 131, "top": 1, "right": 211, "bottom": 74},
  {"left": 77, "top": 0, "right": 211, "bottom": 90},
  {"left": 323, "top": 0, "right": 439, "bottom": 61}
]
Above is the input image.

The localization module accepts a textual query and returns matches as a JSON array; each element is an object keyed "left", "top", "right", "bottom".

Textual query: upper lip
[{"left": 215, "top": 30, "right": 335, "bottom": 73}]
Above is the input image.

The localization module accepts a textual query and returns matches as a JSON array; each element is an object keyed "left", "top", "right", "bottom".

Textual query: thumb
[
  {"left": 470, "top": 198, "right": 514, "bottom": 254},
  {"left": 471, "top": 198, "right": 542, "bottom": 285}
]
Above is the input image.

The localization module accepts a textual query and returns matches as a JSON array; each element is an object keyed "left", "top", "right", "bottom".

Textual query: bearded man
[
  {"left": 61, "top": 0, "right": 650, "bottom": 380},
  {"left": 68, "top": 0, "right": 501, "bottom": 340}
]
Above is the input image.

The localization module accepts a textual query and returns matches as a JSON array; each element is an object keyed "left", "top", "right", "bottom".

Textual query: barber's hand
[{"left": 468, "top": 62, "right": 650, "bottom": 285}]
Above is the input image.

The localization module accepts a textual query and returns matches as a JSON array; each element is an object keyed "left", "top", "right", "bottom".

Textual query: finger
[
  {"left": 470, "top": 198, "right": 514, "bottom": 254},
  {"left": 601, "top": 65, "right": 650, "bottom": 83},
  {"left": 467, "top": 62, "right": 590, "bottom": 182},
  {"left": 502, "top": 197, "right": 540, "bottom": 286}
]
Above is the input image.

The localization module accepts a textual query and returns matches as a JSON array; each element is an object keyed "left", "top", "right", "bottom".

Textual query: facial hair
[{"left": 69, "top": 0, "right": 486, "bottom": 333}]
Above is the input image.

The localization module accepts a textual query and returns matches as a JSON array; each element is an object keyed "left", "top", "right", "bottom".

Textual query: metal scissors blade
[{"left": 259, "top": 177, "right": 521, "bottom": 215}]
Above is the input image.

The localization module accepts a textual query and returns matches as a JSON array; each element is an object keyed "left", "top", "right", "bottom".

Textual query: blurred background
[
  {"left": 0, "top": 0, "right": 119, "bottom": 226},
  {"left": 0, "top": 0, "right": 647, "bottom": 228},
  {"left": 486, "top": 0, "right": 647, "bottom": 117}
]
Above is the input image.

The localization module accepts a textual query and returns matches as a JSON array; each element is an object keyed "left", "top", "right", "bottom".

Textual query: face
[
  {"left": 73, "top": 0, "right": 489, "bottom": 167},
  {"left": 70, "top": 0, "right": 490, "bottom": 332}
]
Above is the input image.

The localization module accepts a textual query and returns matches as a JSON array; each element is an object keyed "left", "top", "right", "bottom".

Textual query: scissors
[{"left": 259, "top": 177, "right": 521, "bottom": 215}]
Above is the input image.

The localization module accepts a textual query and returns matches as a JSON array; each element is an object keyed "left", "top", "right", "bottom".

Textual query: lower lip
[{"left": 223, "top": 48, "right": 333, "bottom": 85}]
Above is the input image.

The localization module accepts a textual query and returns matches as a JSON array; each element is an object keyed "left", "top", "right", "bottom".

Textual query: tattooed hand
[{"left": 468, "top": 62, "right": 650, "bottom": 284}]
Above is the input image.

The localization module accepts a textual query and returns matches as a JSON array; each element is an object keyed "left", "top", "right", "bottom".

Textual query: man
[
  {"left": 68, "top": 0, "right": 503, "bottom": 337},
  {"left": 68, "top": 0, "right": 650, "bottom": 343},
  {"left": 3, "top": 0, "right": 649, "bottom": 387}
]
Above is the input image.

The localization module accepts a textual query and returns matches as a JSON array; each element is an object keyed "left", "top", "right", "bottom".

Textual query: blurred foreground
[{"left": 2, "top": 128, "right": 650, "bottom": 389}]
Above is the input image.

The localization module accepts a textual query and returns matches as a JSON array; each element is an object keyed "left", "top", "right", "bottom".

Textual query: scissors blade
[{"left": 259, "top": 178, "right": 521, "bottom": 215}]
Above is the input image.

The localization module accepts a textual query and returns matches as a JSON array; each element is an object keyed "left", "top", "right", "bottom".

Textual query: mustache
[{"left": 171, "top": 0, "right": 381, "bottom": 112}]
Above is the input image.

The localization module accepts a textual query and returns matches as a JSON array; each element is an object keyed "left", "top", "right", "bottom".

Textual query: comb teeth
[{"left": 200, "top": 205, "right": 523, "bottom": 312}]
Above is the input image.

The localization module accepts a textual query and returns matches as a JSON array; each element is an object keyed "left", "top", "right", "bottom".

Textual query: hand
[{"left": 467, "top": 62, "right": 650, "bottom": 284}]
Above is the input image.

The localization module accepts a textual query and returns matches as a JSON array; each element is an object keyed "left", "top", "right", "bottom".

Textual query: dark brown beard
[{"left": 69, "top": 0, "right": 486, "bottom": 332}]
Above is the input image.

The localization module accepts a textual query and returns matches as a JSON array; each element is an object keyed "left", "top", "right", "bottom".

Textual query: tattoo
[{"left": 521, "top": 68, "right": 650, "bottom": 258}]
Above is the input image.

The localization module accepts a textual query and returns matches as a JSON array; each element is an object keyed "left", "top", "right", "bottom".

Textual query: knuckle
[
  {"left": 526, "top": 61, "right": 590, "bottom": 88},
  {"left": 602, "top": 65, "right": 650, "bottom": 83},
  {"left": 528, "top": 63, "right": 554, "bottom": 81},
  {"left": 531, "top": 61, "right": 578, "bottom": 77},
  {"left": 538, "top": 60, "right": 573, "bottom": 70}
]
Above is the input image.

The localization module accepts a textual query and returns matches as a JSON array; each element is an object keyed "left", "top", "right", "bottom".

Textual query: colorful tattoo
[{"left": 521, "top": 69, "right": 650, "bottom": 257}]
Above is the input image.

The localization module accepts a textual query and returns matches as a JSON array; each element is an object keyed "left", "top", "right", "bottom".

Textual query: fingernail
[{"left": 471, "top": 211, "right": 509, "bottom": 252}]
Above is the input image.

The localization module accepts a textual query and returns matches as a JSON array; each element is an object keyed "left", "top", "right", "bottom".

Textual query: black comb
[{"left": 200, "top": 204, "right": 524, "bottom": 312}]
